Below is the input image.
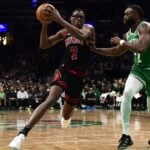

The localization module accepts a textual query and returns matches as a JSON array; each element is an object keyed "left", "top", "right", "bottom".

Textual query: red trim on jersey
[
  {"left": 57, "top": 81, "right": 67, "bottom": 90},
  {"left": 53, "top": 70, "right": 62, "bottom": 81},
  {"left": 65, "top": 66, "right": 88, "bottom": 77},
  {"left": 52, "top": 70, "right": 67, "bottom": 90},
  {"left": 63, "top": 31, "right": 69, "bottom": 39}
]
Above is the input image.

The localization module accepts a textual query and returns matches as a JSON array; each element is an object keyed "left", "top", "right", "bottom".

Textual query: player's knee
[{"left": 123, "top": 88, "right": 134, "bottom": 100}]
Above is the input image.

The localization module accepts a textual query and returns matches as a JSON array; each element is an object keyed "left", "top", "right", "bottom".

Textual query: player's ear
[{"left": 70, "top": 16, "right": 73, "bottom": 22}]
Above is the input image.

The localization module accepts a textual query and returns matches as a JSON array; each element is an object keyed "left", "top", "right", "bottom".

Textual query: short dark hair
[{"left": 127, "top": 4, "right": 144, "bottom": 19}]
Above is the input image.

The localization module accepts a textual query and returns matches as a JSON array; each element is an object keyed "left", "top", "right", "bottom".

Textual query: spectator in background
[
  {"left": 17, "top": 86, "right": 29, "bottom": 110},
  {"left": 85, "top": 87, "right": 96, "bottom": 109},
  {"left": 6, "top": 86, "right": 17, "bottom": 109},
  {"left": 0, "top": 85, "right": 7, "bottom": 108}
]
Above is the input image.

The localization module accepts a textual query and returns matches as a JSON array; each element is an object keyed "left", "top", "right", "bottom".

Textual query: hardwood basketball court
[{"left": 0, "top": 109, "right": 150, "bottom": 150}]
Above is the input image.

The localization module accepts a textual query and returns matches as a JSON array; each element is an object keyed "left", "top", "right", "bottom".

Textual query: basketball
[{"left": 36, "top": 3, "right": 55, "bottom": 24}]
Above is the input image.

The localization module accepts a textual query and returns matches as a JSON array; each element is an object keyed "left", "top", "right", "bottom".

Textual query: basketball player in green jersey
[{"left": 89, "top": 4, "right": 150, "bottom": 150}]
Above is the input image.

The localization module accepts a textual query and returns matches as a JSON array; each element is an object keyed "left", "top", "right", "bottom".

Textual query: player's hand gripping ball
[{"left": 36, "top": 3, "right": 55, "bottom": 24}]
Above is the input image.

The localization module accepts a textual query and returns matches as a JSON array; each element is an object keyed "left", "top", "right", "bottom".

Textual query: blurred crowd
[
  {"left": 0, "top": 0, "right": 149, "bottom": 110},
  {"left": 0, "top": 74, "right": 147, "bottom": 111}
]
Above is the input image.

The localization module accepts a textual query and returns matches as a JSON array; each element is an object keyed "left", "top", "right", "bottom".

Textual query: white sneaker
[
  {"left": 61, "top": 117, "right": 71, "bottom": 128},
  {"left": 9, "top": 134, "right": 25, "bottom": 150}
]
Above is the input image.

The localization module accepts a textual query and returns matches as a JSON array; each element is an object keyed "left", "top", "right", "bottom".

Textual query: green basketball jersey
[{"left": 126, "top": 21, "right": 150, "bottom": 68}]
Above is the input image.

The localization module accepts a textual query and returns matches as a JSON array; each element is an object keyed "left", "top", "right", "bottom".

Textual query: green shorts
[{"left": 130, "top": 65, "right": 150, "bottom": 96}]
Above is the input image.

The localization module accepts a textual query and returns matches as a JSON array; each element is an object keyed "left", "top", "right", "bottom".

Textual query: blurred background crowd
[{"left": 0, "top": 0, "right": 148, "bottom": 110}]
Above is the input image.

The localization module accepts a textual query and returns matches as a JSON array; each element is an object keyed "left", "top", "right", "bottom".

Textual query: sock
[{"left": 18, "top": 126, "right": 31, "bottom": 136}]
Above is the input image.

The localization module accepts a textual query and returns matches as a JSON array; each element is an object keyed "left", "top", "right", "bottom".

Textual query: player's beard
[{"left": 125, "top": 18, "right": 136, "bottom": 28}]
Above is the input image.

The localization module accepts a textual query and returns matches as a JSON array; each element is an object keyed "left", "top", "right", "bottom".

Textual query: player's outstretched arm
[
  {"left": 111, "top": 23, "right": 150, "bottom": 53},
  {"left": 91, "top": 45, "right": 127, "bottom": 57}
]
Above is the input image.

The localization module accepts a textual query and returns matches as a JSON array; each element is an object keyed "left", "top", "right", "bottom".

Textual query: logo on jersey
[{"left": 65, "top": 35, "right": 84, "bottom": 47}]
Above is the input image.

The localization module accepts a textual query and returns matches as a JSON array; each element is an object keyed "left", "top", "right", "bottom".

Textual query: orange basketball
[{"left": 36, "top": 3, "right": 55, "bottom": 24}]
